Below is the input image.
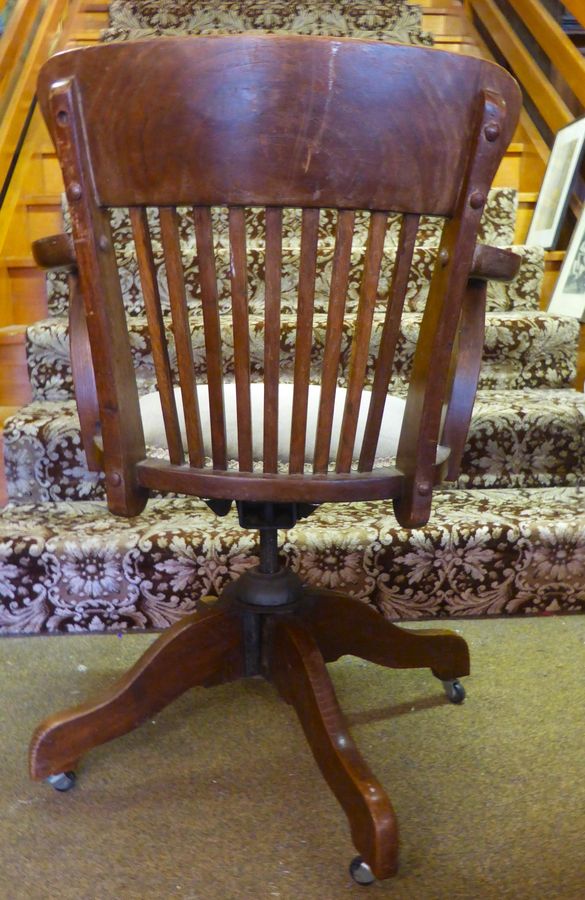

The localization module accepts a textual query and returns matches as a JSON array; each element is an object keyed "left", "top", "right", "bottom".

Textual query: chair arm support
[
  {"left": 32, "top": 233, "right": 77, "bottom": 272},
  {"left": 32, "top": 234, "right": 102, "bottom": 469},
  {"left": 441, "top": 279, "right": 487, "bottom": 481},
  {"left": 469, "top": 244, "right": 521, "bottom": 283},
  {"left": 440, "top": 246, "right": 521, "bottom": 480},
  {"left": 68, "top": 274, "right": 103, "bottom": 472}
]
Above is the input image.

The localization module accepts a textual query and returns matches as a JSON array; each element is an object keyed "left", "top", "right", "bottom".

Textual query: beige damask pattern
[
  {"left": 25, "top": 308, "right": 577, "bottom": 406},
  {"left": 103, "top": 0, "right": 433, "bottom": 46},
  {"left": 48, "top": 190, "right": 528, "bottom": 319},
  {"left": 6, "top": 385, "right": 585, "bottom": 505},
  {"left": 1, "top": 487, "right": 585, "bottom": 633}
]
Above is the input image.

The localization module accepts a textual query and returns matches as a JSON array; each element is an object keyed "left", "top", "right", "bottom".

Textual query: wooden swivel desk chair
[{"left": 30, "top": 35, "right": 521, "bottom": 884}]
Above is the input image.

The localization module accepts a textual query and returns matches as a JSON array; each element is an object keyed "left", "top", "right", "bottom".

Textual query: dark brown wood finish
[
  {"left": 393, "top": 89, "right": 512, "bottom": 528},
  {"left": 30, "top": 605, "right": 246, "bottom": 779},
  {"left": 301, "top": 590, "right": 470, "bottom": 680},
  {"left": 336, "top": 211, "right": 388, "bottom": 473},
  {"left": 68, "top": 273, "right": 102, "bottom": 472},
  {"left": 313, "top": 209, "right": 355, "bottom": 473},
  {"left": 45, "top": 78, "right": 148, "bottom": 516},
  {"left": 32, "top": 231, "right": 76, "bottom": 270},
  {"left": 193, "top": 206, "right": 228, "bottom": 469},
  {"left": 33, "top": 36, "right": 523, "bottom": 883},
  {"left": 38, "top": 36, "right": 521, "bottom": 213},
  {"left": 31, "top": 234, "right": 103, "bottom": 471},
  {"left": 131, "top": 207, "right": 185, "bottom": 466},
  {"left": 36, "top": 37, "right": 522, "bottom": 511},
  {"left": 229, "top": 206, "right": 253, "bottom": 472},
  {"left": 267, "top": 615, "right": 399, "bottom": 880},
  {"left": 159, "top": 206, "right": 204, "bottom": 468},
  {"left": 289, "top": 208, "right": 320, "bottom": 473},
  {"left": 263, "top": 207, "right": 283, "bottom": 474}
]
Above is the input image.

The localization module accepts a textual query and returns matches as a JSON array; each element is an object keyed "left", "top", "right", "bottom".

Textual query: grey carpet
[{"left": 1, "top": 617, "right": 584, "bottom": 899}]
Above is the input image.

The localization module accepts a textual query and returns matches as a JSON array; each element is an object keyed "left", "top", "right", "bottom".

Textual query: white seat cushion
[{"left": 139, "top": 383, "right": 409, "bottom": 466}]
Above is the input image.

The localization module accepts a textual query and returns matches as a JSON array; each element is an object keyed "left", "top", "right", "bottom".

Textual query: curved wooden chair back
[{"left": 36, "top": 35, "right": 521, "bottom": 527}]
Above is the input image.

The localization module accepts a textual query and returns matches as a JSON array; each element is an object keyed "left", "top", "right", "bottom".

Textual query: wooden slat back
[
  {"left": 159, "top": 207, "right": 204, "bottom": 468},
  {"left": 38, "top": 39, "right": 521, "bottom": 520},
  {"left": 289, "top": 208, "right": 320, "bottom": 474},
  {"left": 228, "top": 206, "right": 253, "bottom": 472},
  {"left": 130, "top": 207, "right": 184, "bottom": 467}
]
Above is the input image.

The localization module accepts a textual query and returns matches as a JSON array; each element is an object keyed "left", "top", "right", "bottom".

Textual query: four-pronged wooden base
[{"left": 29, "top": 587, "right": 469, "bottom": 882}]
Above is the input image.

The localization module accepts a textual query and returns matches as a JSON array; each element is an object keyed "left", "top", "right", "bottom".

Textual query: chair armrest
[
  {"left": 32, "top": 234, "right": 77, "bottom": 272},
  {"left": 469, "top": 244, "right": 521, "bottom": 283}
]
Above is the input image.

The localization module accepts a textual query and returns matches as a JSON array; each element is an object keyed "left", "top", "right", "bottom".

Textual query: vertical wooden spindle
[
  {"left": 193, "top": 206, "right": 227, "bottom": 469},
  {"left": 159, "top": 206, "right": 204, "bottom": 467},
  {"left": 263, "top": 207, "right": 282, "bottom": 473},
  {"left": 229, "top": 206, "right": 253, "bottom": 471},
  {"left": 289, "top": 207, "right": 320, "bottom": 474}
]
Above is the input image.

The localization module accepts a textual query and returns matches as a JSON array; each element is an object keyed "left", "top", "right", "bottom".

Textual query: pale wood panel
[
  {"left": 507, "top": 0, "right": 585, "bottom": 110},
  {"left": 0, "top": 0, "right": 76, "bottom": 192},
  {"left": 0, "top": 326, "right": 32, "bottom": 405},
  {"left": 5, "top": 263, "right": 48, "bottom": 324},
  {"left": 468, "top": 0, "right": 572, "bottom": 134}
]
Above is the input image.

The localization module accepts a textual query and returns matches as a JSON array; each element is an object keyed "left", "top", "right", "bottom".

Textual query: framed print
[
  {"left": 548, "top": 204, "right": 585, "bottom": 319},
  {"left": 526, "top": 116, "right": 585, "bottom": 250}
]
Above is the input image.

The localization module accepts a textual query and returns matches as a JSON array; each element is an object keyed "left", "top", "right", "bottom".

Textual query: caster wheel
[
  {"left": 45, "top": 771, "right": 76, "bottom": 792},
  {"left": 349, "top": 856, "right": 375, "bottom": 886},
  {"left": 442, "top": 679, "right": 466, "bottom": 704}
]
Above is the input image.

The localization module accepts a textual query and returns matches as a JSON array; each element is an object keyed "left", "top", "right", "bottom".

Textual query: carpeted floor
[{"left": 1, "top": 616, "right": 584, "bottom": 899}]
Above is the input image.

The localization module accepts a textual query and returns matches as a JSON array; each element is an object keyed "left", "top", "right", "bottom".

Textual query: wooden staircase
[{"left": 0, "top": 0, "right": 568, "bottom": 506}]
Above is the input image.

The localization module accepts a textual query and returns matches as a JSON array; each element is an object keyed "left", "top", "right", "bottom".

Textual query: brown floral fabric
[
  {"left": 26, "top": 308, "right": 577, "bottom": 406},
  {"left": 1, "top": 486, "right": 585, "bottom": 634},
  {"left": 47, "top": 189, "right": 531, "bottom": 319},
  {"left": 102, "top": 0, "right": 434, "bottom": 46},
  {"left": 6, "top": 385, "right": 585, "bottom": 506}
]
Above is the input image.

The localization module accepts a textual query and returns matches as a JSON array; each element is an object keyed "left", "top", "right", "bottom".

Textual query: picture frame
[
  {"left": 525, "top": 116, "right": 585, "bottom": 250},
  {"left": 547, "top": 203, "right": 585, "bottom": 319}
]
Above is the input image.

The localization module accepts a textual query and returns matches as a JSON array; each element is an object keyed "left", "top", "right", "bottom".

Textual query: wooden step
[
  {"left": 5, "top": 257, "right": 49, "bottom": 325},
  {"left": 0, "top": 326, "right": 32, "bottom": 406},
  {"left": 542, "top": 250, "right": 565, "bottom": 308},
  {"left": 2, "top": 194, "right": 64, "bottom": 258},
  {"left": 493, "top": 142, "right": 545, "bottom": 193},
  {"left": 515, "top": 192, "right": 538, "bottom": 244},
  {"left": 422, "top": 10, "right": 476, "bottom": 39}
]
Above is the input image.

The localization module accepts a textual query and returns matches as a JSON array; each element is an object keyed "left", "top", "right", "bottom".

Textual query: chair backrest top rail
[{"left": 38, "top": 33, "right": 521, "bottom": 214}]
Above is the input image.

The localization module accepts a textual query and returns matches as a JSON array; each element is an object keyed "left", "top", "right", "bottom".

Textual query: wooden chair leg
[
  {"left": 301, "top": 590, "right": 470, "bottom": 681},
  {"left": 266, "top": 615, "right": 399, "bottom": 881},
  {"left": 30, "top": 605, "right": 245, "bottom": 780}
]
